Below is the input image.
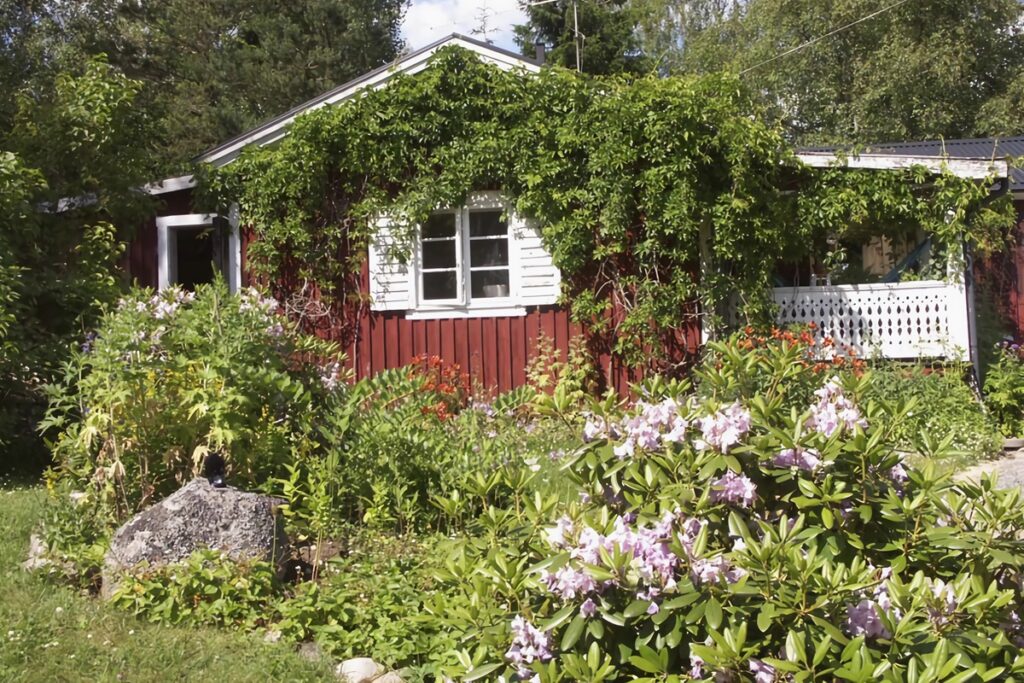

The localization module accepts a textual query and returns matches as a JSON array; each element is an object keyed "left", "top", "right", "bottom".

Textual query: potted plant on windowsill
[{"left": 983, "top": 340, "right": 1024, "bottom": 451}]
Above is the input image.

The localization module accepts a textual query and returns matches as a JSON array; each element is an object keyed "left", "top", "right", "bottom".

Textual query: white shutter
[
  {"left": 512, "top": 218, "right": 560, "bottom": 306},
  {"left": 368, "top": 218, "right": 412, "bottom": 311}
]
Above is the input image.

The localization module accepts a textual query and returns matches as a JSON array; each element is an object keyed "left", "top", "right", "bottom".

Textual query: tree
[
  {"left": 68, "top": 0, "right": 408, "bottom": 171},
  {"left": 678, "top": 0, "right": 1024, "bottom": 144},
  {"left": 514, "top": 0, "right": 650, "bottom": 74},
  {"left": 0, "top": 58, "right": 154, "bottom": 470}
]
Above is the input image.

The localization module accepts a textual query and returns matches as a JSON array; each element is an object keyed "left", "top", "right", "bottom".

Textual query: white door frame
[{"left": 155, "top": 213, "right": 242, "bottom": 292}]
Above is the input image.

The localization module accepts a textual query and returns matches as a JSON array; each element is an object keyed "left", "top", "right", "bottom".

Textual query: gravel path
[{"left": 958, "top": 450, "right": 1024, "bottom": 490}]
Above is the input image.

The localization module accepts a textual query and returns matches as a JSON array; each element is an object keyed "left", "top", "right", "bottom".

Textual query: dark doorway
[{"left": 175, "top": 227, "right": 214, "bottom": 290}]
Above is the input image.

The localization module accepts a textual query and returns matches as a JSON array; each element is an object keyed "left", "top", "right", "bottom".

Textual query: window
[
  {"left": 368, "top": 191, "right": 562, "bottom": 317},
  {"left": 417, "top": 201, "right": 512, "bottom": 306}
]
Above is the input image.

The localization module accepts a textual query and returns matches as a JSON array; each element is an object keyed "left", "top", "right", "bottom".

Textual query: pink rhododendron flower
[
  {"left": 580, "top": 598, "right": 597, "bottom": 618},
  {"left": 749, "top": 659, "right": 776, "bottom": 683},
  {"left": 695, "top": 401, "right": 751, "bottom": 452},
  {"left": 773, "top": 447, "right": 822, "bottom": 471},
  {"left": 807, "top": 378, "right": 867, "bottom": 436},
  {"left": 541, "top": 566, "right": 598, "bottom": 601},
  {"left": 690, "top": 555, "right": 746, "bottom": 585},
  {"left": 844, "top": 567, "right": 900, "bottom": 639},
  {"left": 506, "top": 616, "right": 552, "bottom": 679},
  {"left": 710, "top": 471, "right": 757, "bottom": 507}
]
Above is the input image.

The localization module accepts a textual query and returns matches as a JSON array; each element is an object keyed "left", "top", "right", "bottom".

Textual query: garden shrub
[
  {"left": 867, "top": 361, "right": 1002, "bottom": 464},
  {"left": 278, "top": 357, "right": 579, "bottom": 537},
  {"left": 110, "top": 549, "right": 281, "bottom": 629},
  {"left": 440, "top": 334, "right": 1024, "bottom": 681},
  {"left": 42, "top": 279, "right": 342, "bottom": 521},
  {"left": 984, "top": 341, "right": 1024, "bottom": 438}
]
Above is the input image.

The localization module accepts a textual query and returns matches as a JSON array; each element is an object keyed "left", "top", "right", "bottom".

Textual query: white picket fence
[{"left": 770, "top": 280, "right": 971, "bottom": 360}]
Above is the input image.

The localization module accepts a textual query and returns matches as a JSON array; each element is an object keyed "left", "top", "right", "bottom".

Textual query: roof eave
[
  {"left": 796, "top": 152, "right": 1009, "bottom": 180},
  {"left": 195, "top": 34, "right": 539, "bottom": 169}
]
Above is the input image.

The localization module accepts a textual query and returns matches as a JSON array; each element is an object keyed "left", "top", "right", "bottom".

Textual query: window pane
[
  {"left": 423, "top": 213, "right": 456, "bottom": 239},
  {"left": 422, "top": 239, "right": 456, "bottom": 269},
  {"left": 469, "top": 210, "right": 507, "bottom": 237},
  {"left": 470, "top": 239, "right": 509, "bottom": 267},
  {"left": 423, "top": 271, "right": 457, "bottom": 300},
  {"left": 471, "top": 269, "right": 510, "bottom": 299}
]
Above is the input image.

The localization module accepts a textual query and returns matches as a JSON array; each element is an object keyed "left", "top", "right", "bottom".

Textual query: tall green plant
[{"left": 42, "top": 280, "right": 342, "bottom": 520}]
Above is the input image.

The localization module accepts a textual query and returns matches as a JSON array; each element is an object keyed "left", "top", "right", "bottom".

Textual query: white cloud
[{"left": 402, "top": 0, "right": 528, "bottom": 52}]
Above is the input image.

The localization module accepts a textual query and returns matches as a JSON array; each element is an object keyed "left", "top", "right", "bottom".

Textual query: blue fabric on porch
[{"left": 879, "top": 237, "right": 932, "bottom": 283}]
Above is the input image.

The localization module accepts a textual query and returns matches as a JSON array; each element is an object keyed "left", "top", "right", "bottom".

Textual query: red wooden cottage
[{"left": 129, "top": 33, "right": 1021, "bottom": 394}]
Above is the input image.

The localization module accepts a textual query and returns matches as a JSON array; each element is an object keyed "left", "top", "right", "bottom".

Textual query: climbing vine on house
[{"left": 203, "top": 46, "right": 1014, "bottom": 371}]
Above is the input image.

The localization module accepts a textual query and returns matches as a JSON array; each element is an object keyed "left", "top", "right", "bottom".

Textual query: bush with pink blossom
[{"left": 450, "top": 338, "right": 1024, "bottom": 682}]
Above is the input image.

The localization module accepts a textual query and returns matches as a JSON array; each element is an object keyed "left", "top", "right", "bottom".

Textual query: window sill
[{"left": 405, "top": 304, "right": 527, "bottom": 320}]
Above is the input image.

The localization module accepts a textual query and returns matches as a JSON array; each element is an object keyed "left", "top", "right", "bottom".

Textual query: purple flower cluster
[
  {"left": 505, "top": 616, "right": 552, "bottom": 680},
  {"left": 695, "top": 401, "right": 751, "bottom": 453},
  {"left": 320, "top": 361, "right": 342, "bottom": 391},
  {"left": 582, "top": 414, "right": 615, "bottom": 442},
  {"left": 845, "top": 567, "right": 900, "bottom": 639},
  {"left": 749, "top": 658, "right": 777, "bottom": 683},
  {"left": 610, "top": 398, "right": 689, "bottom": 458},
  {"left": 807, "top": 378, "right": 867, "bottom": 437},
  {"left": 471, "top": 400, "right": 497, "bottom": 418},
  {"left": 709, "top": 470, "right": 757, "bottom": 507},
  {"left": 772, "top": 446, "right": 822, "bottom": 471},
  {"left": 926, "top": 579, "right": 958, "bottom": 627},
  {"left": 541, "top": 511, "right": 683, "bottom": 614},
  {"left": 238, "top": 288, "right": 279, "bottom": 315},
  {"left": 690, "top": 555, "right": 746, "bottom": 585}
]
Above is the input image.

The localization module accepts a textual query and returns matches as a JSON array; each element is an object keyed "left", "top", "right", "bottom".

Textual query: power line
[{"left": 739, "top": 0, "right": 916, "bottom": 75}]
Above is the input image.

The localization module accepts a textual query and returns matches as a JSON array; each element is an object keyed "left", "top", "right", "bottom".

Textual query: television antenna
[{"left": 528, "top": 0, "right": 585, "bottom": 71}]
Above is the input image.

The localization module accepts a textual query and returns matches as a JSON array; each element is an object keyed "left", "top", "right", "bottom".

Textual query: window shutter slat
[
  {"left": 368, "top": 219, "right": 412, "bottom": 311},
  {"left": 512, "top": 219, "right": 560, "bottom": 306}
]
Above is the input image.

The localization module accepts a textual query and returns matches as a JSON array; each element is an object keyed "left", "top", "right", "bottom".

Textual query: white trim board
[
  {"left": 143, "top": 175, "right": 197, "bottom": 195},
  {"left": 197, "top": 35, "right": 540, "bottom": 168},
  {"left": 796, "top": 152, "right": 1009, "bottom": 179}
]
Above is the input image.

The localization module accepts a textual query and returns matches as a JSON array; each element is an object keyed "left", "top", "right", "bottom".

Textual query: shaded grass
[{"left": 0, "top": 479, "right": 336, "bottom": 682}]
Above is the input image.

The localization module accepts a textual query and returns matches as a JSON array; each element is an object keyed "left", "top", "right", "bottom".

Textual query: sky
[{"left": 402, "top": 0, "right": 528, "bottom": 52}]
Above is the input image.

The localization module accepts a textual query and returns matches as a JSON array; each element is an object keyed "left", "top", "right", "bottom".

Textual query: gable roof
[
  {"left": 196, "top": 34, "right": 540, "bottom": 168},
  {"left": 799, "top": 135, "right": 1024, "bottom": 190}
]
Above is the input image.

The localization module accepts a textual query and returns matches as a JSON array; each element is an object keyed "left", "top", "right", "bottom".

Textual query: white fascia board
[
  {"left": 200, "top": 37, "right": 540, "bottom": 169},
  {"left": 797, "top": 152, "right": 1009, "bottom": 179},
  {"left": 143, "top": 175, "right": 197, "bottom": 195}
]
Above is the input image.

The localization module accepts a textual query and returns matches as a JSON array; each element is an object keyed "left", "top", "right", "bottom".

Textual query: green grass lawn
[{"left": 0, "top": 478, "right": 337, "bottom": 683}]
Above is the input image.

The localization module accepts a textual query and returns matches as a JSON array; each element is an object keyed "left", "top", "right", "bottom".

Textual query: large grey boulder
[{"left": 102, "top": 477, "right": 289, "bottom": 597}]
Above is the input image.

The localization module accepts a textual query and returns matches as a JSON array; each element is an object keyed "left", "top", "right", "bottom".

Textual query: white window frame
[
  {"left": 156, "top": 211, "right": 242, "bottom": 293},
  {"left": 407, "top": 192, "right": 523, "bottom": 319}
]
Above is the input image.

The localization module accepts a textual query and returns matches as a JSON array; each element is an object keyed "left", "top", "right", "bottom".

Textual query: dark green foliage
[
  {"left": 679, "top": 0, "right": 1024, "bottom": 145},
  {"left": 514, "top": 0, "right": 649, "bottom": 74},
  {"left": 983, "top": 343, "right": 1024, "bottom": 437},
  {"left": 866, "top": 362, "right": 1001, "bottom": 465},
  {"left": 67, "top": 0, "right": 407, "bottom": 170},
  {"left": 0, "top": 58, "right": 154, "bottom": 473},
  {"left": 210, "top": 47, "right": 1014, "bottom": 372}
]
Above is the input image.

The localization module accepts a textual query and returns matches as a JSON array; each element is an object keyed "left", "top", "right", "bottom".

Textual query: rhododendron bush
[{"left": 453, "top": 336, "right": 1024, "bottom": 682}]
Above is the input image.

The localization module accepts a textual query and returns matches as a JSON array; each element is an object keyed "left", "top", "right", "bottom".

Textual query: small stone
[
  {"left": 22, "top": 534, "right": 53, "bottom": 572},
  {"left": 372, "top": 673, "right": 406, "bottom": 683},
  {"left": 336, "top": 658, "right": 383, "bottom": 683},
  {"left": 298, "top": 641, "right": 326, "bottom": 663},
  {"left": 263, "top": 629, "right": 282, "bottom": 643}
]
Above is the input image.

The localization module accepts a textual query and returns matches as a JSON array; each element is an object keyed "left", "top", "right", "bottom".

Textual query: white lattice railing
[{"left": 770, "top": 280, "right": 970, "bottom": 360}]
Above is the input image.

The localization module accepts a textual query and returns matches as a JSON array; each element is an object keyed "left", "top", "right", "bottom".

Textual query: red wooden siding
[{"left": 122, "top": 187, "right": 703, "bottom": 395}]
